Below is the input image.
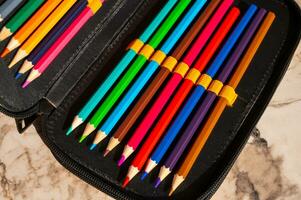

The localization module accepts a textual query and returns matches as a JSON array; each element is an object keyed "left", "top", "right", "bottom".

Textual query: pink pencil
[
  {"left": 22, "top": 0, "right": 104, "bottom": 88},
  {"left": 117, "top": 0, "right": 234, "bottom": 166}
]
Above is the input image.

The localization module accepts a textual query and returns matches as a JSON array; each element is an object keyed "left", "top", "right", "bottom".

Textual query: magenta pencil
[{"left": 22, "top": 0, "right": 104, "bottom": 88}]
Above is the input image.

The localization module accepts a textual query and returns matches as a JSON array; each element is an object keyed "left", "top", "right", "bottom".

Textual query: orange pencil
[
  {"left": 1, "top": 0, "right": 63, "bottom": 58},
  {"left": 169, "top": 12, "right": 276, "bottom": 196},
  {"left": 8, "top": 0, "right": 77, "bottom": 68}
]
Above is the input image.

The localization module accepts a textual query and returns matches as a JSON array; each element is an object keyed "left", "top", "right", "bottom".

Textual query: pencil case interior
[{"left": 0, "top": 0, "right": 300, "bottom": 199}]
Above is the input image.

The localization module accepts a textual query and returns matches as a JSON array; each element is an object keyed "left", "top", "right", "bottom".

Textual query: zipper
[
  {"left": 0, "top": 103, "right": 38, "bottom": 119},
  {"left": 1, "top": 0, "right": 300, "bottom": 199},
  {"left": 38, "top": 121, "right": 132, "bottom": 200}
]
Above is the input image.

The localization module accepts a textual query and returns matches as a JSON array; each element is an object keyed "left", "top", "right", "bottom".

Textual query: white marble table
[{"left": 0, "top": 2, "right": 301, "bottom": 199}]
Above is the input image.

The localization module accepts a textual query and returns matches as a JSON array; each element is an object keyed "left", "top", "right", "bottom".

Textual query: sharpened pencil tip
[
  {"left": 90, "top": 144, "right": 97, "bottom": 151},
  {"left": 118, "top": 155, "right": 126, "bottom": 167},
  {"left": 122, "top": 176, "right": 130, "bottom": 188},
  {"left": 103, "top": 149, "right": 110, "bottom": 157},
  {"left": 22, "top": 81, "right": 30, "bottom": 88},
  {"left": 79, "top": 135, "right": 87, "bottom": 143},
  {"left": 66, "top": 127, "right": 73, "bottom": 136},
  {"left": 168, "top": 190, "right": 174, "bottom": 196},
  {"left": 15, "top": 72, "right": 22, "bottom": 79},
  {"left": 154, "top": 178, "right": 161, "bottom": 188},
  {"left": 140, "top": 172, "right": 148, "bottom": 181},
  {"left": 1, "top": 48, "right": 10, "bottom": 58}
]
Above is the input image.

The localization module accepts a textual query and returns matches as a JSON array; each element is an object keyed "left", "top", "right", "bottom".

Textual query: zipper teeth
[{"left": 1, "top": 0, "right": 300, "bottom": 199}]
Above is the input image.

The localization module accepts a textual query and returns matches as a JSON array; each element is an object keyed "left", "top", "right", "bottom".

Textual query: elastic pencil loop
[
  {"left": 162, "top": 56, "right": 178, "bottom": 71},
  {"left": 208, "top": 80, "right": 224, "bottom": 95},
  {"left": 173, "top": 62, "right": 189, "bottom": 77},
  {"left": 87, "top": 0, "right": 103, "bottom": 14},
  {"left": 127, "top": 39, "right": 144, "bottom": 53},
  {"left": 197, "top": 74, "right": 212, "bottom": 89},
  {"left": 150, "top": 50, "right": 166, "bottom": 64},
  {"left": 139, "top": 44, "right": 155, "bottom": 59},
  {"left": 184, "top": 68, "right": 201, "bottom": 84},
  {"left": 219, "top": 85, "right": 238, "bottom": 106}
]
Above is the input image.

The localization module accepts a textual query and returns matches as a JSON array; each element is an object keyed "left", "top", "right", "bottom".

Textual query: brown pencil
[
  {"left": 104, "top": 0, "right": 222, "bottom": 156},
  {"left": 169, "top": 12, "right": 276, "bottom": 196}
]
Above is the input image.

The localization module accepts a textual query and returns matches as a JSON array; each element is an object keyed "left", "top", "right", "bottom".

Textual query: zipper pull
[{"left": 15, "top": 114, "right": 39, "bottom": 133}]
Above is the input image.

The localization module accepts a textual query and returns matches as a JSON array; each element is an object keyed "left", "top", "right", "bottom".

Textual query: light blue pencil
[
  {"left": 90, "top": 0, "right": 208, "bottom": 150},
  {"left": 66, "top": 0, "right": 178, "bottom": 136},
  {"left": 0, "top": 0, "right": 23, "bottom": 22}
]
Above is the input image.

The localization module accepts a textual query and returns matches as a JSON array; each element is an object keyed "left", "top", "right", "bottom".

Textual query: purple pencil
[{"left": 154, "top": 8, "right": 267, "bottom": 188}]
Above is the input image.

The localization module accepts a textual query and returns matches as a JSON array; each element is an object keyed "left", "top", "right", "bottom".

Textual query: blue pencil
[
  {"left": 16, "top": 0, "right": 88, "bottom": 79},
  {"left": 155, "top": 8, "right": 266, "bottom": 187},
  {"left": 142, "top": 4, "right": 258, "bottom": 179},
  {"left": 66, "top": 0, "right": 178, "bottom": 136},
  {"left": 90, "top": 0, "right": 207, "bottom": 150}
]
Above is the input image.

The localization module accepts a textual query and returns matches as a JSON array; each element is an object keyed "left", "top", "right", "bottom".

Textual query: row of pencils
[
  {"left": 66, "top": 0, "right": 276, "bottom": 195},
  {"left": 0, "top": 0, "right": 105, "bottom": 88}
]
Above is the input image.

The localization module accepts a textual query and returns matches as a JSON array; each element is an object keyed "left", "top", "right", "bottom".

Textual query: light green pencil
[
  {"left": 0, "top": 0, "right": 45, "bottom": 41},
  {"left": 79, "top": 0, "right": 191, "bottom": 143},
  {"left": 66, "top": 0, "right": 178, "bottom": 136}
]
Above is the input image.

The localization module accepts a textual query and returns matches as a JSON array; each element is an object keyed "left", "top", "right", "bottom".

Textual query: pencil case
[{"left": 0, "top": 0, "right": 300, "bottom": 199}]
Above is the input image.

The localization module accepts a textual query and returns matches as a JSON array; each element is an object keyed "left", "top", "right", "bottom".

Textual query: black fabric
[
  {"left": 1, "top": 0, "right": 301, "bottom": 199},
  {"left": 0, "top": 0, "right": 154, "bottom": 115}
]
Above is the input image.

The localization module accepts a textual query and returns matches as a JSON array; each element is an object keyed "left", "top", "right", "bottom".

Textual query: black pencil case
[{"left": 0, "top": 0, "right": 300, "bottom": 199}]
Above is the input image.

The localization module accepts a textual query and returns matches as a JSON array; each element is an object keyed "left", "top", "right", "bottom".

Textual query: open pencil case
[{"left": 0, "top": 0, "right": 300, "bottom": 199}]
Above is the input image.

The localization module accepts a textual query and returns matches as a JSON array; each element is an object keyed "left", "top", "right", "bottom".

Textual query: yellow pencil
[{"left": 8, "top": 0, "right": 77, "bottom": 68}]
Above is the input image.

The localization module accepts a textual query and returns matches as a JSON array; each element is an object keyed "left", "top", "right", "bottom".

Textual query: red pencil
[
  {"left": 121, "top": 0, "right": 234, "bottom": 187},
  {"left": 142, "top": 7, "right": 240, "bottom": 179},
  {"left": 119, "top": 0, "right": 233, "bottom": 168},
  {"left": 123, "top": 7, "right": 240, "bottom": 185}
]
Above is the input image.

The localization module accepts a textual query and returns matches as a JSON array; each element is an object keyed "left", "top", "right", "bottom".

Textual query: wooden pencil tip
[
  {"left": 0, "top": 26, "right": 12, "bottom": 41},
  {"left": 9, "top": 49, "right": 27, "bottom": 68},
  {"left": 168, "top": 189, "right": 174, "bottom": 196}
]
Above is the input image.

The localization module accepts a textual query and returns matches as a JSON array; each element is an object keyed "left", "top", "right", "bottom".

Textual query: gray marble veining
[{"left": 0, "top": 1, "right": 301, "bottom": 199}]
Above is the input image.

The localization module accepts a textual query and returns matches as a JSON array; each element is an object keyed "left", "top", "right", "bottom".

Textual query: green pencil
[
  {"left": 79, "top": 0, "right": 191, "bottom": 143},
  {"left": 0, "top": 0, "right": 45, "bottom": 41}
]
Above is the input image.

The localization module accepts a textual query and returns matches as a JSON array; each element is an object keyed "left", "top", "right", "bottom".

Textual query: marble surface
[{"left": 1, "top": 3, "right": 301, "bottom": 200}]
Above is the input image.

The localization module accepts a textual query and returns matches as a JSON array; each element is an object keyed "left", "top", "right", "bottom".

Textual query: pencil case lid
[{"left": 0, "top": 0, "right": 158, "bottom": 132}]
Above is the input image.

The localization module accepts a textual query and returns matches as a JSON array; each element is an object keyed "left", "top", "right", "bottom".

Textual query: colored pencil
[
  {"left": 118, "top": 0, "right": 233, "bottom": 167},
  {"left": 143, "top": 4, "right": 257, "bottom": 180},
  {"left": 1, "top": 0, "right": 63, "bottom": 58},
  {"left": 22, "top": 0, "right": 104, "bottom": 88},
  {"left": 65, "top": 0, "right": 178, "bottom": 136},
  {"left": 0, "top": 0, "right": 45, "bottom": 41},
  {"left": 105, "top": 0, "right": 222, "bottom": 156},
  {"left": 8, "top": 0, "right": 77, "bottom": 68},
  {"left": 156, "top": 8, "right": 266, "bottom": 188},
  {"left": 124, "top": 7, "right": 239, "bottom": 187},
  {"left": 170, "top": 12, "right": 276, "bottom": 196},
  {"left": 15, "top": 0, "right": 88, "bottom": 79},
  {"left": 0, "top": 0, "right": 23, "bottom": 22},
  {"left": 139, "top": 7, "right": 239, "bottom": 181},
  {"left": 90, "top": 0, "right": 207, "bottom": 151},
  {"left": 79, "top": 0, "right": 192, "bottom": 143}
]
